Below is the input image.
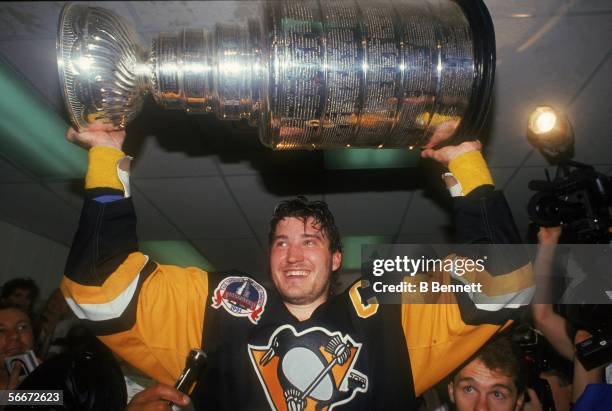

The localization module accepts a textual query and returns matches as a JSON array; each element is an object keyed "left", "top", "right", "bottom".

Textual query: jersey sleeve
[
  {"left": 403, "top": 152, "right": 534, "bottom": 396},
  {"left": 60, "top": 146, "right": 209, "bottom": 385}
]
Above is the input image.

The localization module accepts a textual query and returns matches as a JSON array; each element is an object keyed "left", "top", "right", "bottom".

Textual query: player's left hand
[{"left": 420, "top": 140, "right": 482, "bottom": 168}]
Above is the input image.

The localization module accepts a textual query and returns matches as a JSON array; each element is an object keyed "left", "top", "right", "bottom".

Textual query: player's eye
[
  {"left": 492, "top": 391, "right": 506, "bottom": 399},
  {"left": 463, "top": 385, "right": 474, "bottom": 393}
]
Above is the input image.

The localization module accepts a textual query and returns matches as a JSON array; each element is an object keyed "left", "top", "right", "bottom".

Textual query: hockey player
[{"left": 62, "top": 123, "right": 533, "bottom": 410}]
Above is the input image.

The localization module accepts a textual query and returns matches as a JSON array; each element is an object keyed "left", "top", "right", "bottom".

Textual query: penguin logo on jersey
[
  {"left": 248, "top": 325, "right": 368, "bottom": 411},
  {"left": 211, "top": 276, "right": 267, "bottom": 324}
]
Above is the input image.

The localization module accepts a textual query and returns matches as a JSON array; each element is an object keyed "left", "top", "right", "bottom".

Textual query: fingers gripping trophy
[{"left": 57, "top": 0, "right": 495, "bottom": 151}]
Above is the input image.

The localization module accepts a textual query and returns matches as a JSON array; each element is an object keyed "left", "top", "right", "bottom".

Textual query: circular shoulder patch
[{"left": 211, "top": 276, "right": 267, "bottom": 324}]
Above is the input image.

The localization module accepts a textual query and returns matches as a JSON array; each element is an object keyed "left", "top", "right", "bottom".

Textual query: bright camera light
[
  {"left": 529, "top": 106, "right": 557, "bottom": 134},
  {"left": 535, "top": 111, "right": 556, "bottom": 133},
  {"left": 526, "top": 105, "right": 574, "bottom": 159}
]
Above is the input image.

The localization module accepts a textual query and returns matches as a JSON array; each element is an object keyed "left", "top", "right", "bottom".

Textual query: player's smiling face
[{"left": 270, "top": 217, "right": 341, "bottom": 308}]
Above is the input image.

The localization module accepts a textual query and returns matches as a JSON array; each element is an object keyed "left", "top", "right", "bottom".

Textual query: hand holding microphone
[
  {"left": 173, "top": 349, "right": 207, "bottom": 401},
  {"left": 125, "top": 349, "right": 207, "bottom": 411}
]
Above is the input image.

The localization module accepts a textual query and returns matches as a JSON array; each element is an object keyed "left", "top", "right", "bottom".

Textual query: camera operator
[
  {"left": 531, "top": 227, "right": 574, "bottom": 361},
  {"left": 530, "top": 226, "right": 610, "bottom": 408}
]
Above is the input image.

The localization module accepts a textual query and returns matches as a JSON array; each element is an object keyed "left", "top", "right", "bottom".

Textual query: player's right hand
[{"left": 66, "top": 121, "right": 126, "bottom": 151}]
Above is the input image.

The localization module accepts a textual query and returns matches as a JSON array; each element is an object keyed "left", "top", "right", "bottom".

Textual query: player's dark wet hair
[{"left": 269, "top": 196, "right": 342, "bottom": 254}]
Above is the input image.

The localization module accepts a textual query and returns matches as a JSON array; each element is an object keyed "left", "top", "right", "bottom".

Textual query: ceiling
[{"left": 0, "top": 0, "right": 611, "bottom": 280}]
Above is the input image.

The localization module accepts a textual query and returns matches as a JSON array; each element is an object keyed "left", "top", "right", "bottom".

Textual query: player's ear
[{"left": 332, "top": 251, "right": 342, "bottom": 272}]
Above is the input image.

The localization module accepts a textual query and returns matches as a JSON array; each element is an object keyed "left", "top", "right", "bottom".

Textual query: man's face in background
[
  {"left": 269, "top": 216, "right": 341, "bottom": 307},
  {"left": 448, "top": 358, "right": 524, "bottom": 411},
  {"left": 0, "top": 308, "right": 34, "bottom": 366}
]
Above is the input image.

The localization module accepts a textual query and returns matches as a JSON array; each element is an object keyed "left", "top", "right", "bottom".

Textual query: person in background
[
  {"left": 0, "top": 278, "right": 39, "bottom": 314},
  {"left": 447, "top": 335, "right": 541, "bottom": 411},
  {"left": 531, "top": 226, "right": 610, "bottom": 409},
  {"left": 0, "top": 303, "right": 36, "bottom": 390},
  {"left": 35, "top": 288, "right": 79, "bottom": 360},
  {"left": 8, "top": 324, "right": 128, "bottom": 411}
]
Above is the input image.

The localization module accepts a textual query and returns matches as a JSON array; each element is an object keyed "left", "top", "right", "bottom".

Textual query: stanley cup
[{"left": 57, "top": 0, "right": 495, "bottom": 150}]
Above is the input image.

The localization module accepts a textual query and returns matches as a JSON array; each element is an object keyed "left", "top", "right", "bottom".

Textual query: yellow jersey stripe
[
  {"left": 61, "top": 252, "right": 148, "bottom": 304},
  {"left": 97, "top": 264, "right": 209, "bottom": 384}
]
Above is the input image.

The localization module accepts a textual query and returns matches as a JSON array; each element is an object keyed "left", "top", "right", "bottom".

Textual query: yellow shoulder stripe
[
  {"left": 60, "top": 252, "right": 147, "bottom": 304},
  {"left": 100, "top": 265, "right": 209, "bottom": 384}
]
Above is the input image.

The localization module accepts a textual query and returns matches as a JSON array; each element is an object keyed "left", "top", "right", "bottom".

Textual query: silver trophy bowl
[{"left": 57, "top": 0, "right": 495, "bottom": 150}]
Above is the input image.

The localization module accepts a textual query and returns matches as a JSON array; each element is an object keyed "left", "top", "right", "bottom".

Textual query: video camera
[
  {"left": 557, "top": 304, "right": 612, "bottom": 370},
  {"left": 512, "top": 325, "right": 567, "bottom": 411},
  {"left": 528, "top": 160, "right": 612, "bottom": 243}
]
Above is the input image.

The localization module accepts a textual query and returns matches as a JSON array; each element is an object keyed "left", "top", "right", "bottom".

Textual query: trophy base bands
[{"left": 0, "top": 390, "right": 63, "bottom": 405}]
